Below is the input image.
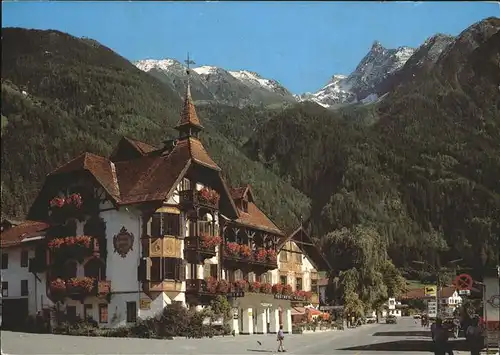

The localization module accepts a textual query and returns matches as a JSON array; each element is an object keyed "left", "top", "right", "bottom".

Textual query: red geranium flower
[
  {"left": 267, "top": 249, "right": 277, "bottom": 263},
  {"left": 225, "top": 242, "right": 240, "bottom": 257},
  {"left": 255, "top": 248, "right": 267, "bottom": 262},
  {"left": 239, "top": 245, "right": 252, "bottom": 258},
  {"left": 260, "top": 283, "right": 272, "bottom": 294},
  {"left": 282, "top": 284, "right": 293, "bottom": 296},
  {"left": 249, "top": 281, "right": 261, "bottom": 293},
  {"left": 272, "top": 283, "right": 283, "bottom": 294},
  {"left": 217, "top": 279, "right": 230, "bottom": 293}
]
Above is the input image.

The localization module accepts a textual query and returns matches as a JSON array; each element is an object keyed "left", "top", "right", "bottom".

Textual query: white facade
[
  {"left": 1, "top": 242, "right": 53, "bottom": 317},
  {"left": 382, "top": 298, "right": 402, "bottom": 317}
]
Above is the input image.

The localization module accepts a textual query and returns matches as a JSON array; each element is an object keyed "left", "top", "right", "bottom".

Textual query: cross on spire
[{"left": 184, "top": 52, "right": 195, "bottom": 75}]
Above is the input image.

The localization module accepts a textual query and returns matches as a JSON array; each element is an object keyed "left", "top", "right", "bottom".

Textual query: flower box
[
  {"left": 266, "top": 249, "right": 277, "bottom": 263},
  {"left": 217, "top": 279, "right": 230, "bottom": 293},
  {"left": 272, "top": 283, "right": 283, "bottom": 294},
  {"left": 50, "top": 278, "right": 67, "bottom": 299},
  {"left": 239, "top": 245, "right": 252, "bottom": 259},
  {"left": 66, "top": 277, "right": 95, "bottom": 295},
  {"left": 255, "top": 248, "right": 267, "bottom": 262},
  {"left": 260, "top": 283, "right": 272, "bottom": 294},
  {"left": 225, "top": 242, "right": 240, "bottom": 257},
  {"left": 200, "top": 235, "right": 222, "bottom": 249},
  {"left": 206, "top": 277, "right": 218, "bottom": 293},
  {"left": 48, "top": 236, "right": 94, "bottom": 261},
  {"left": 249, "top": 281, "right": 261, "bottom": 293},
  {"left": 233, "top": 279, "right": 249, "bottom": 292},
  {"left": 282, "top": 284, "right": 293, "bottom": 296},
  {"left": 197, "top": 187, "right": 220, "bottom": 206}
]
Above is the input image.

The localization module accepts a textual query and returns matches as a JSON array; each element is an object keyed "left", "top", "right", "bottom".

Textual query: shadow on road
[
  {"left": 246, "top": 350, "right": 275, "bottom": 353},
  {"left": 339, "top": 339, "right": 470, "bottom": 352},
  {"left": 372, "top": 331, "right": 431, "bottom": 337}
]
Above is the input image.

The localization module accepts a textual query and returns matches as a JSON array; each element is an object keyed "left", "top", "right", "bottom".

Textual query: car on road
[
  {"left": 386, "top": 315, "right": 397, "bottom": 324},
  {"left": 366, "top": 317, "right": 377, "bottom": 324},
  {"left": 413, "top": 314, "right": 421, "bottom": 319}
]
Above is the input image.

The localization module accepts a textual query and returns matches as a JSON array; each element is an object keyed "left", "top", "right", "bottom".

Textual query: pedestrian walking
[
  {"left": 431, "top": 318, "right": 453, "bottom": 355},
  {"left": 466, "top": 316, "right": 484, "bottom": 355},
  {"left": 277, "top": 325, "right": 286, "bottom": 352}
]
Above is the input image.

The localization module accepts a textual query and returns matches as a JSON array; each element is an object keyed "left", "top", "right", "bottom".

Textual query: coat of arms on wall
[{"left": 113, "top": 227, "right": 134, "bottom": 258}]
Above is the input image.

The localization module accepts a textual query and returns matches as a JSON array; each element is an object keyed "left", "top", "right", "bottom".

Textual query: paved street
[{"left": 0, "top": 317, "right": 483, "bottom": 355}]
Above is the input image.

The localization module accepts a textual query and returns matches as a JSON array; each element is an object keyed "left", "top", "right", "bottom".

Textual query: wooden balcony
[
  {"left": 186, "top": 278, "right": 211, "bottom": 295},
  {"left": 184, "top": 236, "right": 218, "bottom": 262},
  {"left": 223, "top": 247, "right": 278, "bottom": 271},
  {"left": 179, "top": 189, "right": 219, "bottom": 210},
  {"left": 50, "top": 278, "right": 111, "bottom": 303}
]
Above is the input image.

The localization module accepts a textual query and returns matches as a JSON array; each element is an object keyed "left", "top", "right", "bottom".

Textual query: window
[
  {"left": 241, "top": 200, "right": 248, "bottom": 213},
  {"left": 20, "top": 250, "right": 29, "bottom": 268},
  {"left": 126, "top": 301, "right": 137, "bottom": 323},
  {"left": 99, "top": 304, "right": 108, "bottom": 323},
  {"left": 1, "top": 253, "right": 8, "bottom": 269},
  {"left": 280, "top": 276, "right": 287, "bottom": 285},
  {"left": 1, "top": 281, "right": 8, "bottom": 297},
  {"left": 150, "top": 213, "right": 180, "bottom": 237},
  {"left": 179, "top": 178, "right": 191, "bottom": 191},
  {"left": 83, "top": 304, "right": 93, "bottom": 320},
  {"left": 84, "top": 258, "right": 105, "bottom": 280},
  {"left": 279, "top": 250, "right": 287, "bottom": 262},
  {"left": 66, "top": 306, "right": 77, "bottom": 321},
  {"left": 296, "top": 277, "right": 302, "bottom": 291},
  {"left": 21, "top": 280, "right": 28, "bottom": 296},
  {"left": 150, "top": 257, "right": 185, "bottom": 281},
  {"left": 295, "top": 251, "right": 303, "bottom": 263},
  {"left": 227, "top": 269, "right": 235, "bottom": 282},
  {"left": 235, "top": 270, "right": 243, "bottom": 281},
  {"left": 311, "top": 279, "right": 318, "bottom": 292},
  {"left": 203, "top": 264, "right": 211, "bottom": 279},
  {"left": 210, "top": 264, "right": 218, "bottom": 278},
  {"left": 190, "top": 263, "right": 198, "bottom": 279}
]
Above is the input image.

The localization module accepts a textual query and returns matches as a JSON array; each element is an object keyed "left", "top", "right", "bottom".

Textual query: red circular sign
[{"left": 454, "top": 273, "right": 473, "bottom": 291}]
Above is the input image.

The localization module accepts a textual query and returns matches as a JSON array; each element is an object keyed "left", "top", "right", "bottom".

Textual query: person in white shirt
[{"left": 277, "top": 325, "right": 286, "bottom": 352}]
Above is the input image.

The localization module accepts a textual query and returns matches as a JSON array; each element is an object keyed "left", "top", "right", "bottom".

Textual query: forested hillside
[
  {"left": 244, "top": 18, "right": 500, "bottom": 279},
  {"left": 0, "top": 28, "right": 310, "bottom": 230}
]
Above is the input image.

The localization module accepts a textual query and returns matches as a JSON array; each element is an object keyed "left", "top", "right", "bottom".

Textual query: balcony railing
[
  {"left": 49, "top": 277, "right": 111, "bottom": 301},
  {"left": 223, "top": 243, "right": 278, "bottom": 270},
  {"left": 184, "top": 236, "right": 219, "bottom": 259},
  {"left": 186, "top": 279, "right": 209, "bottom": 294},
  {"left": 179, "top": 189, "right": 220, "bottom": 209}
]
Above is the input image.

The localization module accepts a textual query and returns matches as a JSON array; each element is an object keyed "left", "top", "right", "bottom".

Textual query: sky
[{"left": 2, "top": 1, "right": 498, "bottom": 94}]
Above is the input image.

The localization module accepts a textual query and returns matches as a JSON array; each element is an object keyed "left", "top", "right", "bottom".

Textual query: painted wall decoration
[{"left": 113, "top": 226, "right": 134, "bottom": 258}]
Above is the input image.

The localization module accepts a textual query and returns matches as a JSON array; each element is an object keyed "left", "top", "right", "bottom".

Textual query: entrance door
[{"left": 2, "top": 298, "right": 29, "bottom": 331}]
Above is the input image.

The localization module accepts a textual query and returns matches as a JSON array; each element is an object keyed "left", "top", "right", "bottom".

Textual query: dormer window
[
  {"left": 241, "top": 200, "right": 248, "bottom": 213},
  {"left": 180, "top": 178, "right": 191, "bottom": 192}
]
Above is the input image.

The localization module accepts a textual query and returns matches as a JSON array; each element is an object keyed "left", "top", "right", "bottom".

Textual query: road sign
[
  {"left": 459, "top": 289, "right": 471, "bottom": 296},
  {"left": 428, "top": 301, "right": 437, "bottom": 318},
  {"left": 487, "top": 295, "right": 500, "bottom": 309},
  {"left": 454, "top": 273, "right": 473, "bottom": 290},
  {"left": 424, "top": 286, "right": 437, "bottom": 297}
]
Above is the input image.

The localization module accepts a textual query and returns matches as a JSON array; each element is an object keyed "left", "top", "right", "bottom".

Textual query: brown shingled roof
[
  {"left": 185, "top": 138, "right": 220, "bottom": 170},
  {"left": 50, "top": 152, "right": 121, "bottom": 202},
  {"left": 124, "top": 137, "right": 157, "bottom": 155},
  {"left": 175, "top": 85, "right": 203, "bottom": 129},
  {"left": 234, "top": 202, "right": 284, "bottom": 236},
  {"left": 0, "top": 220, "right": 49, "bottom": 248}
]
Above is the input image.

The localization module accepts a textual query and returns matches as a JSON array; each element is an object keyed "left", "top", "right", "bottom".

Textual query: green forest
[{"left": 1, "top": 19, "right": 499, "bottom": 314}]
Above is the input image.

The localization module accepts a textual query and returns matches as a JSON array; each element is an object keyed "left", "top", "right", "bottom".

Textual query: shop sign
[{"left": 139, "top": 298, "right": 151, "bottom": 310}]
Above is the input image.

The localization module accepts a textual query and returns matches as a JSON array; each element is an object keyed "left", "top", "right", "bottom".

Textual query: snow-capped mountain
[
  {"left": 298, "top": 41, "right": 417, "bottom": 107},
  {"left": 134, "top": 59, "right": 295, "bottom": 107}
]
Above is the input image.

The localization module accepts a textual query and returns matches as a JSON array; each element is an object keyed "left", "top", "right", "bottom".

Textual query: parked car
[
  {"left": 413, "top": 314, "right": 421, "bottom": 319},
  {"left": 366, "top": 316, "right": 377, "bottom": 324},
  {"left": 386, "top": 315, "right": 397, "bottom": 324}
]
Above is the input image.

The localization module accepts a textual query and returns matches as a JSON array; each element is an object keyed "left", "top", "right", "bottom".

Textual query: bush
[{"left": 130, "top": 318, "right": 157, "bottom": 338}]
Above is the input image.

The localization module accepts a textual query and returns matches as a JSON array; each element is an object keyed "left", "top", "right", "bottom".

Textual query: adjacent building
[{"left": 0, "top": 78, "right": 330, "bottom": 334}]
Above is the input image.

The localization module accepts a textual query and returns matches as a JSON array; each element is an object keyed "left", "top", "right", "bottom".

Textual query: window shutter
[
  {"left": 137, "top": 257, "right": 151, "bottom": 281},
  {"left": 179, "top": 260, "right": 186, "bottom": 281},
  {"left": 203, "top": 264, "right": 211, "bottom": 279}
]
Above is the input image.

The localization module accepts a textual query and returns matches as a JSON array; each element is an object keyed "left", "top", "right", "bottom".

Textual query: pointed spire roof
[
  {"left": 175, "top": 53, "right": 204, "bottom": 134},
  {"left": 175, "top": 82, "right": 203, "bottom": 130}
]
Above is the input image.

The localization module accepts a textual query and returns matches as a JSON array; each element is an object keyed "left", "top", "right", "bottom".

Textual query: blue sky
[{"left": 2, "top": 1, "right": 498, "bottom": 94}]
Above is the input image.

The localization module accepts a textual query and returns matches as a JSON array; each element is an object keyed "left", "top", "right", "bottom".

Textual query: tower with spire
[{"left": 174, "top": 53, "right": 204, "bottom": 140}]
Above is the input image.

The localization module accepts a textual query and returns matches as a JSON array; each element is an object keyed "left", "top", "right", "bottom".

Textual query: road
[{"left": 0, "top": 317, "right": 477, "bottom": 355}]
